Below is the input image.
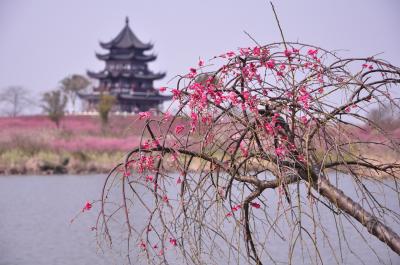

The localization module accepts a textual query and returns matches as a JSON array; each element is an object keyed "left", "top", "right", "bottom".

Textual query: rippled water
[{"left": 0, "top": 174, "right": 399, "bottom": 265}]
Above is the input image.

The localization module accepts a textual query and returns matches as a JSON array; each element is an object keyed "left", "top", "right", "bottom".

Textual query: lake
[{"left": 0, "top": 174, "right": 399, "bottom": 265}]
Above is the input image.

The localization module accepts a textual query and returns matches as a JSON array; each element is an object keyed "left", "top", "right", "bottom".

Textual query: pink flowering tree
[{"left": 97, "top": 42, "right": 400, "bottom": 264}]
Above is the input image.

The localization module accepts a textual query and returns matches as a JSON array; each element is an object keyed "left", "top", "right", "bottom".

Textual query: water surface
[{"left": 0, "top": 174, "right": 399, "bottom": 265}]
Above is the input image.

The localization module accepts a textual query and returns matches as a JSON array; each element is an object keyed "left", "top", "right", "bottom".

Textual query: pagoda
[{"left": 81, "top": 17, "right": 171, "bottom": 113}]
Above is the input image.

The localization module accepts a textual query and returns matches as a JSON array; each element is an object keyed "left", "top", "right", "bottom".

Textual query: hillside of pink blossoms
[{"left": 0, "top": 115, "right": 165, "bottom": 174}]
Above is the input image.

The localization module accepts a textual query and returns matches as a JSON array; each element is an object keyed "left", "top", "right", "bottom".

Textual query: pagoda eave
[
  {"left": 134, "top": 54, "right": 157, "bottom": 62},
  {"left": 95, "top": 53, "right": 157, "bottom": 62},
  {"left": 100, "top": 41, "right": 153, "bottom": 51},
  {"left": 87, "top": 70, "right": 107, "bottom": 79}
]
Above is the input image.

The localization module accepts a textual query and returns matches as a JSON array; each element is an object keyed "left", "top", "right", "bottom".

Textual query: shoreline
[
  {"left": 0, "top": 151, "right": 124, "bottom": 176},
  {"left": 1, "top": 161, "right": 396, "bottom": 180}
]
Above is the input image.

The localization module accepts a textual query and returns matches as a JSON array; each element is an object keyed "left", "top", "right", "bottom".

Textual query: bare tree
[
  {"left": 60, "top": 74, "right": 90, "bottom": 113},
  {"left": 0, "top": 86, "right": 31, "bottom": 117},
  {"left": 91, "top": 7, "right": 400, "bottom": 260},
  {"left": 95, "top": 42, "right": 400, "bottom": 264},
  {"left": 41, "top": 90, "right": 67, "bottom": 128}
]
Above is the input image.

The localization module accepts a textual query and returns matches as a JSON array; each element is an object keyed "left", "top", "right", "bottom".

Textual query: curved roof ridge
[{"left": 100, "top": 18, "right": 153, "bottom": 50}]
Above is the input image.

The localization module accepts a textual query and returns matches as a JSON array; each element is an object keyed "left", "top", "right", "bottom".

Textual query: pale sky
[{"left": 0, "top": 0, "right": 399, "bottom": 112}]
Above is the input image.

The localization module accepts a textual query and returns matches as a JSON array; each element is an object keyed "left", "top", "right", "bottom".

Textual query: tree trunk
[{"left": 317, "top": 176, "right": 400, "bottom": 254}]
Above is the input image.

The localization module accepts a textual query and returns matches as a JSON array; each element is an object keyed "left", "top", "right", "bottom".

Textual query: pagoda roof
[
  {"left": 100, "top": 17, "right": 153, "bottom": 50},
  {"left": 87, "top": 70, "right": 166, "bottom": 80},
  {"left": 96, "top": 52, "right": 157, "bottom": 62}
]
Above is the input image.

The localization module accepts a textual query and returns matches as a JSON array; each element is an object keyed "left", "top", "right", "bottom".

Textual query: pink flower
[
  {"left": 264, "top": 122, "right": 274, "bottom": 135},
  {"left": 141, "top": 141, "right": 150, "bottom": 149},
  {"left": 307, "top": 49, "right": 318, "bottom": 59},
  {"left": 188, "top": 68, "right": 197, "bottom": 78},
  {"left": 250, "top": 202, "right": 261, "bottom": 209},
  {"left": 175, "top": 124, "right": 185, "bottom": 135},
  {"left": 297, "top": 154, "right": 306, "bottom": 163},
  {"left": 83, "top": 201, "right": 92, "bottom": 211},
  {"left": 232, "top": 205, "right": 241, "bottom": 211},
  {"left": 297, "top": 87, "right": 311, "bottom": 109},
  {"left": 242, "top": 91, "right": 250, "bottom": 100},
  {"left": 176, "top": 177, "right": 182, "bottom": 184},
  {"left": 171, "top": 89, "right": 181, "bottom": 100},
  {"left": 145, "top": 175, "right": 154, "bottom": 182},
  {"left": 169, "top": 238, "right": 177, "bottom": 246},
  {"left": 292, "top": 48, "right": 299, "bottom": 53},
  {"left": 163, "top": 195, "right": 169, "bottom": 203},
  {"left": 226, "top": 51, "right": 236, "bottom": 57},
  {"left": 252, "top": 46, "right": 261, "bottom": 56},
  {"left": 190, "top": 111, "right": 198, "bottom": 122},
  {"left": 284, "top": 49, "right": 292, "bottom": 57},
  {"left": 226, "top": 212, "right": 233, "bottom": 217},
  {"left": 300, "top": 116, "right": 308, "bottom": 124},
  {"left": 139, "top": 112, "right": 150, "bottom": 120},
  {"left": 307, "top": 49, "right": 318, "bottom": 57},
  {"left": 139, "top": 241, "right": 146, "bottom": 250},
  {"left": 362, "top": 64, "right": 374, "bottom": 70},
  {"left": 239, "top": 47, "right": 251, "bottom": 56},
  {"left": 229, "top": 91, "right": 239, "bottom": 105},
  {"left": 265, "top": 59, "right": 275, "bottom": 69},
  {"left": 198, "top": 59, "right": 205, "bottom": 67},
  {"left": 275, "top": 147, "right": 285, "bottom": 157},
  {"left": 159, "top": 87, "right": 167, "bottom": 92}
]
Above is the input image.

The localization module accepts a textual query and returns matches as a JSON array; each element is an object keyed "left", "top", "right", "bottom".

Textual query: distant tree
[
  {"left": 0, "top": 86, "right": 31, "bottom": 117},
  {"left": 41, "top": 90, "right": 68, "bottom": 128},
  {"left": 60, "top": 74, "right": 90, "bottom": 113},
  {"left": 98, "top": 94, "right": 115, "bottom": 127},
  {"left": 367, "top": 100, "right": 400, "bottom": 131}
]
